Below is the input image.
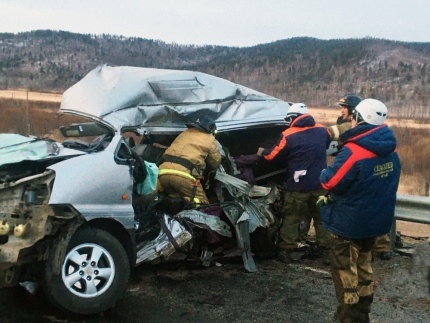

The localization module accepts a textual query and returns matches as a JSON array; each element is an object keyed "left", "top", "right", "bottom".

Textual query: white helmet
[
  {"left": 355, "top": 99, "right": 387, "bottom": 125},
  {"left": 287, "top": 103, "right": 308, "bottom": 115},
  {"left": 284, "top": 103, "right": 308, "bottom": 127}
]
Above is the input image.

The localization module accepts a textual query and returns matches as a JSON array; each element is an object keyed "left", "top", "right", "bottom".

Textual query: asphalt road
[{"left": 1, "top": 237, "right": 429, "bottom": 323}]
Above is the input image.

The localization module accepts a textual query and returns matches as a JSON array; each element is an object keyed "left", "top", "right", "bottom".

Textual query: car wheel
[{"left": 43, "top": 227, "right": 130, "bottom": 315}]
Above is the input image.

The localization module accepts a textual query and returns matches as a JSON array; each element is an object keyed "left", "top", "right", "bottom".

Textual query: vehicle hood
[
  {"left": 0, "top": 133, "right": 85, "bottom": 167},
  {"left": 59, "top": 65, "right": 290, "bottom": 133}
]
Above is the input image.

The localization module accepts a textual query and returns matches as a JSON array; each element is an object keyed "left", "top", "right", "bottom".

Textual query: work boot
[
  {"left": 378, "top": 251, "right": 392, "bottom": 260},
  {"left": 308, "top": 246, "right": 331, "bottom": 265},
  {"left": 277, "top": 250, "right": 305, "bottom": 263},
  {"left": 314, "top": 246, "right": 331, "bottom": 265},
  {"left": 395, "top": 231, "right": 403, "bottom": 248}
]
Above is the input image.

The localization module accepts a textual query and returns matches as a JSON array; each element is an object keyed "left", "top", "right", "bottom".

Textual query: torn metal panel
[
  {"left": 59, "top": 65, "right": 289, "bottom": 133},
  {"left": 220, "top": 205, "right": 256, "bottom": 272},
  {"left": 236, "top": 214, "right": 257, "bottom": 273},
  {"left": 136, "top": 214, "right": 192, "bottom": 264},
  {"left": 215, "top": 169, "right": 279, "bottom": 232},
  {"left": 213, "top": 167, "right": 279, "bottom": 271},
  {"left": 176, "top": 209, "right": 232, "bottom": 237}
]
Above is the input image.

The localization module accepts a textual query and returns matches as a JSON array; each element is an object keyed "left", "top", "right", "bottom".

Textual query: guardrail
[
  {"left": 391, "top": 194, "right": 430, "bottom": 250},
  {"left": 395, "top": 194, "right": 430, "bottom": 224}
]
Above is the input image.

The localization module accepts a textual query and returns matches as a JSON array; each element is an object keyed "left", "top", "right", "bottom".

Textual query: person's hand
[
  {"left": 257, "top": 147, "right": 264, "bottom": 156},
  {"left": 316, "top": 195, "right": 332, "bottom": 207}
]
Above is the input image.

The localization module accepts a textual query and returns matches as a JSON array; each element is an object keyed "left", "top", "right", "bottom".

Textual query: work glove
[
  {"left": 256, "top": 147, "right": 264, "bottom": 157},
  {"left": 316, "top": 195, "right": 332, "bottom": 207}
]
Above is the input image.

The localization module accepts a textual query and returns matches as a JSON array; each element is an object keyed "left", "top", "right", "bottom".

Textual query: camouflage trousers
[
  {"left": 330, "top": 234, "right": 377, "bottom": 323},
  {"left": 373, "top": 234, "right": 391, "bottom": 253},
  {"left": 279, "top": 190, "right": 330, "bottom": 251}
]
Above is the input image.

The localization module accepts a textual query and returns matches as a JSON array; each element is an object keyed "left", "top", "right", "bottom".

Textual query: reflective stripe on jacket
[{"left": 158, "top": 168, "right": 196, "bottom": 181}]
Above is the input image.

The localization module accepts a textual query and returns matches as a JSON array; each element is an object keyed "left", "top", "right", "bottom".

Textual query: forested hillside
[{"left": 1, "top": 30, "right": 429, "bottom": 117}]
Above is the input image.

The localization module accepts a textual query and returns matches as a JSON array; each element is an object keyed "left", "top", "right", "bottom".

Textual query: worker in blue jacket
[
  {"left": 257, "top": 103, "right": 331, "bottom": 263},
  {"left": 319, "top": 98, "right": 401, "bottom": 323}
]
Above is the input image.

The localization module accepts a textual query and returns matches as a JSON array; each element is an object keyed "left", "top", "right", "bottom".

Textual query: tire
[{"left": 43, "top": 227, "right": 130, "bottom": 315}]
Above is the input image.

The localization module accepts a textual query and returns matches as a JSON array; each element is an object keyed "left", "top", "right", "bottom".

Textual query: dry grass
[
  {"left": 393, "top": 127, "right": 430, "bottom": 195},
  {"left": 0, "top": 98, "right": 59, "bottom": 136},
  {"left": 398, "top": 173, "right": 424, "bottom": 195},
  {"left": 0, "top": 90, "right": 62, "bottom": 102}
]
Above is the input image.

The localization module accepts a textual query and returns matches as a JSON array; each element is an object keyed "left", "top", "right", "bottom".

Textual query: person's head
[
  {"left": 352, "top": 99, "right": 387, "bottom": 127},
  {"left": 338, "top": 94, "right": 362, "bottom": 121},
  {"left": 284, "top": 103, "right": 308, "bottom": 127},
  {"left": 186, "top": 115, "right": 217, "bottom": 135}
]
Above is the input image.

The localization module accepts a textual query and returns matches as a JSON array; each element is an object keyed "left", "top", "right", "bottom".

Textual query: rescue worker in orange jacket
[
  {"left": 328, "top": 94, "right": 393, "bottom": 260},
  {"left": 319, "top": 99, "right": 401, "bottom": 322},
  {"left": 257, "top": 103, "right": 332, "bottom": 263},
  {"left": 157, "top": 115, "right": 222, "bottom": 206}
]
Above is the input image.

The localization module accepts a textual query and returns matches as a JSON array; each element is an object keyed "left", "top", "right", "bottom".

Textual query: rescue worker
[
  {"left": 329, "top": 94, "right": 393, "bottom": 260},
  {"left": 256, "top": 103, "right": 331, "bottom": 263},
  {"left": 327, "top": 93, "right": 362, "bottom": 145},
  {"left": 319, "top": 99, "right": 401, "bottom": 323},
  {"left": 297, "top": 96, "right": 362, "bottom": 248},
  {"left": 157, "top": 115, "right": 222, "bottom": 206}
]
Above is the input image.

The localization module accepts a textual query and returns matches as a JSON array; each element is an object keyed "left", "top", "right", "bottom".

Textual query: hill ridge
[{"left": 1, "top": 30, "right": 429, "bottom": 117}]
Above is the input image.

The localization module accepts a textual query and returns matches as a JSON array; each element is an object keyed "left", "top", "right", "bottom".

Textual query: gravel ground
[{"left": 0, "top": 236, "right": 429, "bottom": 323}]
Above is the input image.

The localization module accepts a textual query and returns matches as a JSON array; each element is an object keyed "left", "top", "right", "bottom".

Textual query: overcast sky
[{"left": 1, "top": 0, "right": 429, "bottom": 47}]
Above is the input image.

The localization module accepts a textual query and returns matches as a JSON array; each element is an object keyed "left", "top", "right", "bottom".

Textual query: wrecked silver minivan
[{"left": 0, "top": 65, "right": 290, "bottom": 315}]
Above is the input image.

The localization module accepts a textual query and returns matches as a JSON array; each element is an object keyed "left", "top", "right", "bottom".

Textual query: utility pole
[{"left": 26, "top": 88, "right": 31, "bottom": 136}]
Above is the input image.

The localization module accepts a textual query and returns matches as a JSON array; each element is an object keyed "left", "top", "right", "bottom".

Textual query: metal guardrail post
[{"left": 391, "top": 193, "right": 430, "bottom": 251}]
